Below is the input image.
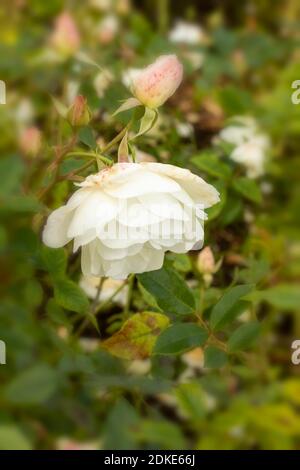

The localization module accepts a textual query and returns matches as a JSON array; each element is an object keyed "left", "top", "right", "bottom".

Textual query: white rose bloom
[
  {"left": 42, "top": 162, "right": 219, "bottom": 279},
  {"left": 219, "top": 116, "right": 270, "bottom": 178},
  {"left": 230, "top": 135, "right": 270, "bottom": 178},
  {"left": 169, "top": 20, "right": 205, "bottom": 45},
  {"left": 218, "top": 117, "right": 257, "bottom": 146},
  {"left": 79, "top": 276, "right": 127, "bottom": 305}
]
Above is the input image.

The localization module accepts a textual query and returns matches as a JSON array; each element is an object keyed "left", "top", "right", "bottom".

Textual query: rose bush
[{"left": 1, "top": 0, "right": 300, "bottom": 451}]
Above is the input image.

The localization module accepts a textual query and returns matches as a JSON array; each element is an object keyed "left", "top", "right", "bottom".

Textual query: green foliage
[
  {"left": 0, "top": 426, "right": 32, "bottom": 450},
  {"left": 4, "top": 365, "right": 60, "bottom": 406},
  {"left": 204, "top": 346, "right": 228, "bottom": 368},
  {"left": 192, "top": 151, "right": 232, "bottom": 179},
  {"left": 210, "top": 284, "right": 254, "bottom": 331},
  {"left": 53, "top": 278, "right": 89, "bottom": 314},
  {"left": 233, "top": 177, "right": 262, "bottom": 204},
  {"left": 138, "top": 266, "right": 195, "bottom": 315},
  {"left": 248, "top": 285, "right": 300, "bottom": 310},
  {"left": 228, "top": 321, "right": 261, "bottom": 352},
  {"left": 154, "top": 324, "right": 208, "bottom": 355}
]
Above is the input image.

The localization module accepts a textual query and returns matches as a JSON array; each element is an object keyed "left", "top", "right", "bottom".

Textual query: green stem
[
  {"left": 67, "top": 151, "right": 113, "bottom": 166},
  {"left": 94, "top": 281, "right": 128, "bottom": 315},
  {"left": 157, "top": 0, "right": 169, "bottom": 34},
  {"left": 124, "top": 274, "right": 135, "bottom": 319},
  {"left": 101, "top": 122, "right": 132, "bottom": 154},
  {"left": 75, "top": 277, "right": 106, "bottom": 337}
]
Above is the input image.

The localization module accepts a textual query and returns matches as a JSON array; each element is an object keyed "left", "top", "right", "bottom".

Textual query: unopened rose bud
[
  {"left": 197, "top": 246, "right": 215, "bottom": 273},
  {"left": 97, "top": 15, "right": 119, "bottom": 45},
  {"left": 131, "top": 55, "right": 183, "bottom": 109},
  {"left": 197, "top": 246, "right": 221, "bottom": 286},
  {"left": 51, "top": 12, "right": 80, "bottom": 57},
  {"left": 19, "top": 126, "right": 42, "bottom": 157},
  {"left": 67, "top": 95, "right": 91, "bottom": 128}
]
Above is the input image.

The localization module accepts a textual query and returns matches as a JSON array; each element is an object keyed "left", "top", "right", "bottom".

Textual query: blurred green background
[{"left": 0, "top": 0, "right": 300, "bottom": 450}]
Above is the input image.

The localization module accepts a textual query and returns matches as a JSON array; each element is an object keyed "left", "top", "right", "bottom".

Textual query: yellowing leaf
[{"left": 102, "top": 312, "right": 170, "bottom": 360}]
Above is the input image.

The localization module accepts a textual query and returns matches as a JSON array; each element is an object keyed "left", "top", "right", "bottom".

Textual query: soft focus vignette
[{"left": 0, "top": 0, "right": 300, "bottom": 451}]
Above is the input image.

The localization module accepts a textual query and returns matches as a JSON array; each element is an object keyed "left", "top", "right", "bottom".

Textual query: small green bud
[{"left": 67, "top": 95, "right": 91, "bottom": 128}]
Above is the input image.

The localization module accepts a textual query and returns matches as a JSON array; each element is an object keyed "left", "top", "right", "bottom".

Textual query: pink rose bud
[
  {"left": 197, "top": 246, "right": 221, "bottom": 287},
  {"left": 197, "top": 246, "right": 215, "bottom": 274},
  {"left": 132, "top": 55, "right": 183, "bottom": 109},
  {"left": 51, "top": 12, "right": 80, "bottom": 56},
  {"left": 67, "top": 95, "right": 91, "bottom": 128},
  {"left": 19, "top": 127, "right": 42, "bottom": 157}
]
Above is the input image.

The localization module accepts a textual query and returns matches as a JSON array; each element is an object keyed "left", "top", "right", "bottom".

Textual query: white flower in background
[
  {"left": 131, "top": 55, "right": 183, "bottom": 109},
  {"left": 184, "top": 51, "right": 205, "bottom": 70},
  {"left": 127, "top": 359, "right": 151, "bottom": 375},
  {"left": 230, "top": 136, "right": 269, "bottom": 178},
  {"left": 169, "top": 20, "right": 205, "bottom": 45},
  {"left": 79, "top": 337, "right": 100, "bottom": 352},
  {"left": 93, "top": 69, "right": 113, "bottom": 98},
  {"left": 218, "top": 116, "right": 270, "bottom": 178},
  {"left": 218, "top": 116, "right": 257, "bottom": 146},
  {"left": 89, "top": 0, "right": 112, "bottom": 11},
  {"left": 179, "top": 347, "right": 205, "bottom": 382},
  {"left": 175, "top": 121, "right": 194, "bottom": 138},
  {"left": 244, "top": 209, "right": 255, "bottom": 224},
  {"left": 80, "top": 276, "right": 128, "bottom": 305},
  {"left": 66, "top": 80, "right": 80, "bottom": 105},
  {"left": 97, "top": 15, "right": 119, "bottom": 44},
  {"left": 238, "top": 309, "right": 252, "bottom": 323},
  {"left": 122, "top": 68, "right": 143, "bottom": 90},
  {"left": 14, "top": 98, "right": 34, "bottom": 129},
  {"left": 89, "top": 0, "right": 130, "bottom": 14},
  {"left": 42, "top": 162, "right": 219, "bottom": 280},
  {"left": 182, "top": 347, "right": 204, "bottom": 370},
  {"left": 260, "top": 181, "right": 273, "bottom": 195}
]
